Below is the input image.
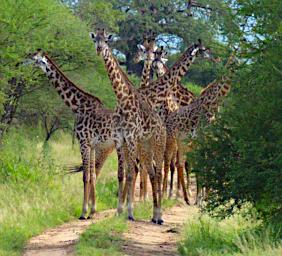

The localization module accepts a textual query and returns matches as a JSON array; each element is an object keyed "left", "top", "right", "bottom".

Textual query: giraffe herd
[{"left": 30, "top": 28, "right": 233, "bottom": 225}]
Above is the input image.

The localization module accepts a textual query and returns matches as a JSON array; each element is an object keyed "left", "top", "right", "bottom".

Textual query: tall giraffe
[
  {"left": 132, "top": 39, "right": 212, "bottom": 204},
  {"left": 151, "top": 46, "right": 196, "bottom": 200},
  {"left": 132, "top": 32, "right": 157, "bottom": 201},
  {"left": 90, "top": 29, "right": 167, "bottom": 224},
  {"left": 30, "top": 50, "right": 124, "bottom": 219},
  {"left": 165, "top": 69, "right": 232, "bottom": 204}
]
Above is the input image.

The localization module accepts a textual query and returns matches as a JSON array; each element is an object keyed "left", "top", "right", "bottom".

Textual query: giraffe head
[
  {"left": 29, "top": 49, "right": 50, "bottom": 72},
  {"left": 133, "top": 31, "right": 157, "bottom": 63},
  {"left": 152, "top": 46, "right": 168, "bottom": 77},
  {"left": 89, "top": 28, "right": 113, "bottom": 57},
  {"left": 191, "top": 39, "right": 212, "bottom": 59}
]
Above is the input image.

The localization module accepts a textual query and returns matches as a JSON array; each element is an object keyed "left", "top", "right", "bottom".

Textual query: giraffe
[
  {"left": 131, "top": 32, "right": 157, "bottom": 201},
  {"left": 30, "top": 50, "right": 124, "bottom": 219},
  {"left": 151, "top": 45, "right": 220, "bottom": 202},
  {"left": 91, "top": 30, "right": 212, "bottom": 212},
  {"left": 90, "top": 29, "right": 167, "bottom": 224},
  {"left": 165, "top": 70, "right": 232, "bottom": 205},
  {"left": 131, "top": 39, "right": 212, "bottom": 204},
  {"left": 151, "top": 46, "right": 196, "bottom": 201}
]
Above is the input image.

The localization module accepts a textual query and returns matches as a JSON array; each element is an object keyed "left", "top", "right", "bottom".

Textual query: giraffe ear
[
  {"left": 137, "top": 44, "right": 146, "bottom": 51},
  {"left": 107, "top": 34, "right": 113, "bottom": 42},
  {"left": 89, "top": 32, "right": 96, "bottom": 40}
]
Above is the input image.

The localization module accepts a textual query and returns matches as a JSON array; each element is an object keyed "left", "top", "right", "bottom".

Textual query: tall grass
[
  {"left": 178, "top": 206, "right": 282, "bottom": 256},
  {"left": 0, "top": 128, "right": 118, "bottom": 256}
]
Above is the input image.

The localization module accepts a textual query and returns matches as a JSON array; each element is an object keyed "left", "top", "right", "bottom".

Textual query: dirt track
[
  {"left": 23, "top": 209, "right": 115, "bottom": 256},
  {"left": 122, "top": 204, "right": 196, "bottom": 256},
  {"left": 23, "top": 177, "right": 196, "bottom": 256}
]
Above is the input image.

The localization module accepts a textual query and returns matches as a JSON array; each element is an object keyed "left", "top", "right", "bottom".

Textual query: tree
[
  {"left": 75, "top": 0, "right": 231, "bottom": 77},
  {"left": 0, "top": 0, "right": 98, "bottom": 140},
  {"left": 190, "top": 0, "right": 282, "bottom": 220}
]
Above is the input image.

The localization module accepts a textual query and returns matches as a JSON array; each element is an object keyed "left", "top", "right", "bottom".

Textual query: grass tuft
[
  {"left": 0, "top": 129, "right": 118, "bottom": 256},
  {"left": 178, "top": 206, "right": 282, "bottom": 256}
]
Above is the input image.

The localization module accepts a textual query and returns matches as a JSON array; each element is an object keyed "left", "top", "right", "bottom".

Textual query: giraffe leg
[
  {"left": 139, "top": 142, "right": 159, "bottom": 223},
  {"left": 124, "top": 142, "right": 137, "bottom": 221},
  {"left": 163, "top": 136, "right": 175, "bottom": 197},
  {"left": 88, "top": 147, "right": 96, "bottom": 219},
  {"left": 116, "top": 147, "right": 125, "bottom": 214},
  {"left": 79, "top": 143, "right": 91, "bottom": 220},
  {"left": 156, "top": 131, "right": 166, "bottom": 224},
  {"left": 132, "top": 165, "right": 139, "bottom": 202},
  {"left": 176, "top": 154, "right": 181, "bottom": 198},
  {"left": 169, "top": 159, "right": 175, "bottom": 198},
  {"left": 176, "top": 140, "right": 190, "bottom": 205}
]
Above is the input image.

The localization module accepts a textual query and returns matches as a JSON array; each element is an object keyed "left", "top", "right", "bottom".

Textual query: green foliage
[
  {"left": 189, "top": 0, "right": 282, "bottom": 220},
  {"left": 76, "top": 0, "right": 125, "bottom": 32},
  {"left": 179, "top": 207, "right": 282, "bottom": 256},
  {"left": 0, "top": 128, "right": 118, "bottom": 256},
  {"left": 0, "top": 0, "right": 112, "bottom": 138}
]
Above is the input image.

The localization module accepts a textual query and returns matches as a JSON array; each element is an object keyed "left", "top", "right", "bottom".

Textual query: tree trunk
[{"left": 0, "top": 78, "right": 25, "bottom": 141}]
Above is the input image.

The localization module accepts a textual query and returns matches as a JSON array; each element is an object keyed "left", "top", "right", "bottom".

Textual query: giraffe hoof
[
  {"left": 87, "top": 214, "right": 95, "bottom": 219},
  {"left": 151, "top": 218, "right": 157, "bottom": 224},
  {"left": 185, "top": 199, "right": 191, "bottom": 205},
  {"left": 157, "top": 219, "right": 164, "bottom": 225},
  {"left": 128, "top": 216, "right": 135, "bottom": 221},
  {"left": 79, "top": 216, "right": 87, "bottom": 220}
]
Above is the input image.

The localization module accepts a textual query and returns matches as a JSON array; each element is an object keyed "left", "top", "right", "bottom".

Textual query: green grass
[
  {"left": 0, "top": 129, "right": 118, "bottom": 256},
  {"left": 178, "top": 206, "right": 282, "bottom": 256},
  {"left": 76, "top": 216, "right": 127, "bottom": 256}
]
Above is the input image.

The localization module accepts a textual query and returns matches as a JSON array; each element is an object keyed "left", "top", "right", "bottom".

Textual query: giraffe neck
[
  {"left": 140, "top": 59, "right": 152, "bottom": 88},
  {"left": 138, "top": 45, "right": 199, "bottom": 108},
  {"left": 143, "top": 44, "right": 200, "bottom": 107},
  {"left": 198, "top": 77, "right": 231, "bottom": 120},
  {"left": 164, "top": 44, "right": 199, "bottom": 85},
  {"left": 102, "top": 48, "right": 137, "bottom": 108},
  {"left": 41, "top": 55, "right": 103, "bottom": 114},
  {"left": 154, "top": 61, "right": 195, "bottom": 106}
]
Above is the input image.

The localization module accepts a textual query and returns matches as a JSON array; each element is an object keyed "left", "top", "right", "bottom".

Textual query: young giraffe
[
  {"left": 30, "top": 50, "right": 124, "bottom": 220},
  {"left": 90, "top": 29, "right": 167, "bottom": 224},
  {"left": 165, "top": 71, "right": 232, "bottom": 205}
]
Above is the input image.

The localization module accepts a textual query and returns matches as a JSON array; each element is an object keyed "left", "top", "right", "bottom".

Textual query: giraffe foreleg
[
  {"left": 124, "top": 142, "right": 137, "bottom": 221},
  {"left": 163, "top": 136, "right": 175, "bottom": 197},
  {"left": 79, "top": 143, "right": 91, "bottom": 220},
  {"left": 176, "top": 139, "right": 190, "bottom": 205},
  {"left": 117, "top": 147, "right": 125, "bottom": 214},
  {"left": 169, "top": 158, "right": 176, "bottom": 198},
  {"left": 88, "top": 147, "right": 96, "bottom": 219}
]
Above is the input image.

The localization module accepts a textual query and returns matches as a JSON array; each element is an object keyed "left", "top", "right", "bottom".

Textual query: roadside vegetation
[
  {"left": 0, "top": 129, "right": 118, "bottom": 256},
  {"left": 0, "top": 0, "right": 281, "bottom": 255},
  {"left": 179, "top": 205, "right": 282, "bottom": 256}
]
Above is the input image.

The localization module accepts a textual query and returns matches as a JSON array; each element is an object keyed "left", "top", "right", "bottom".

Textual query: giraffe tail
[{"left": 66, "top": 164, "right": 84, "bottom": 174}]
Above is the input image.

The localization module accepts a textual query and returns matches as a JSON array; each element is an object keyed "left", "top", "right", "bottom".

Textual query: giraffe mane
[{"left": 44, "top": 54, "right": 104, "bottom": 106}]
